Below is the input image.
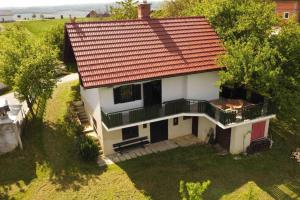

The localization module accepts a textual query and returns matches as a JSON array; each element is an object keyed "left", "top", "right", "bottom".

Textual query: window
[
  {"left": 122, "top": 126, "right": 139, "bottom": 140},
  {"left": 283, "top": 12, "right": 289, "bottom": 19},
  {"left": 113, "top": 84, "right": 141, "bottom": 104},
  {"left": 173, "top": 117, "right": 179, "bottom": 126},
  {"left": 183, "top": 116, "right": 192, "bottom": 120}
]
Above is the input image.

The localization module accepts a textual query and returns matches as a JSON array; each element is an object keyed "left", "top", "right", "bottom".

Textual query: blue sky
[{"left": 0, "top": 0, "right": 162, "bottom": 8}]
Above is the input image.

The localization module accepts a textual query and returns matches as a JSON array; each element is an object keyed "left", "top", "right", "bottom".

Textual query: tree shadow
[
  {"left": 117, "top": 121, "right": 300, "bottom": 200},
  {"left": 0, "top": 82, "right": 106, "bottom": 198}
]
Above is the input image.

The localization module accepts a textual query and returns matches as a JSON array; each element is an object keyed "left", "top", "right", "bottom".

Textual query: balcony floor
[{"left": 97, "top": 135, "right": 202, "bottom": 166}]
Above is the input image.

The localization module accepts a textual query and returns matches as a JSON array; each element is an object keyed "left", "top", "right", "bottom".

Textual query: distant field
[{"left": 3, "top": 18, "right": 104, "bottom": 37}]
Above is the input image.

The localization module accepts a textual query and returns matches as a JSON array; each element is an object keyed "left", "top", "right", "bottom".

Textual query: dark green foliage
[{"left": 77, "top": 136, "right": 100, "bottom": 162}]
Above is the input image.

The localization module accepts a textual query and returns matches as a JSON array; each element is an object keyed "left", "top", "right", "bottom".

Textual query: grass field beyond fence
[{"left": 0, "top": 82, "right": 299, "bottom": 199}]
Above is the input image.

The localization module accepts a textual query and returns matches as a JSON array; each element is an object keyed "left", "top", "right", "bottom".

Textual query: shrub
[
  {"left": 78, "top": 136, "right": 100, "bottom": 162},
  {"left": 179, "top": 180, "right": 211, "bottom": 200}
]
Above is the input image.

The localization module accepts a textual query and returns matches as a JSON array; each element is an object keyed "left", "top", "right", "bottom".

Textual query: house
[
  {"left": 0, "top": 10, "right": 14, "bottom": 22},
  {"left": 86, "top": 10, "right": 110, "bottom": 18},
  {"left": 64, "top": 1, "right": 276, "bottom": 156},
  {"left": 274, "top": 0, "right": 300, "bottom": 22},
  {"left": 86, "top": 10, "right": 99, "bottom": 18}
]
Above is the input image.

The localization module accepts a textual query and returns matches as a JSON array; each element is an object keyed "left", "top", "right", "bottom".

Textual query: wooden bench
[{"left": 113, "top": 136, "right": 149, "bottom": 153}]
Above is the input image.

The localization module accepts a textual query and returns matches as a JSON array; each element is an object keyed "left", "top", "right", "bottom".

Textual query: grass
[
  {"left": 3, "top": 17, "right": 107, "bottom": 37},
  {"left": 0, "top": 81, "right": 299, "bottom": 200}
]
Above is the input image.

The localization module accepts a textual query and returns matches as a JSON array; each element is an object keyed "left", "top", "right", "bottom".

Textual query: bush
[{"left": 78, "top": 136, "right": 100, "bottom": 162}]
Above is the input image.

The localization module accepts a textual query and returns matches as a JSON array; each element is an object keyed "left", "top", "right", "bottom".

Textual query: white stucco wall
[
  {"left": 197, "top": 117, "right": 216, "bottom": 143},
  {"left": 99, "top": 71, "right": 220, "bottom": 113},
  {"left": 162, "top": 76, "right": 186, "bottom": 102},
  {"left": 186, "top": 71, "right": 220, "bottom": 100},
  {"left": 80, "top": 86, "right": 102, "bottom": 139},
  {"left": 168, "top": 117, "right": 192, "bottom": 139},
  {"left": 230, "top": 124, "right": 252, "bottom": 154}
]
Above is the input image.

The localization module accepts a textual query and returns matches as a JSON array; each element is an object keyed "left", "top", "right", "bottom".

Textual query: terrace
[{"left": 101, "top": 97, "right": 275, "bottom": 129}]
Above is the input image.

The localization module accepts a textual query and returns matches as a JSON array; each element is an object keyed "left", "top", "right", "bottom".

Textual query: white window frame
[{"left": 283, "top": 12, "right": 289, "bottom": 19}]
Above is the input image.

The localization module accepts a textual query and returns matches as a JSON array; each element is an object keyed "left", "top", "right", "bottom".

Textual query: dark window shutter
[
  {"left": 133, "top": 84, "right": 141, "bottom": 100},
  {"left": 122, "top": 126, "right": 139, "bottom": 140},
  {"left": 113, "top": 87, "right": 120, "bottom": 104}
]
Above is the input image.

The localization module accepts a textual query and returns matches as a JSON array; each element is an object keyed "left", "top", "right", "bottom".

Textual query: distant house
[
  {"left": 0, "top": 10, "right": 14, "bottom": 22},
  {"left": 86, "top": 10, "right": 110, "bottom": 18},
  {"left": 64, "top": 1, "right": 276, "bottom": 156},
  {"left": 274, "top": 0, "right": 300, "bottom": 22},
  {"left": 86, "top": 10, "right": 99, "bottom": 18}
]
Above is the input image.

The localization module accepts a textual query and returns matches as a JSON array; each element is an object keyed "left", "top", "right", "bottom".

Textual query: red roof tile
[{"left": 65, "top": 17, "right": 224, "bottom": 88}]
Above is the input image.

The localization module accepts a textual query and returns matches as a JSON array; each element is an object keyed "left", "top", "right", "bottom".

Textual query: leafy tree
[
  {"left": 270, "top": 22, "right": 300, "bottom": 117},
  {"left": 179, "top": 180, "right": 211, "bottom": 200},
  {"left": 153, "top": 0, "right": 200, "bottom": 18},
  {"left": 32, "top": 13, "right": 36, "bottom": 18},
  {"left": 110, "top": 0, "right": 138, "bottom": 20},
  {"left": 0, "top": 25, "right": 58, "bottom": 117},
  {"left": 44, "top": 25, "right": 64, "bottom": 60}
]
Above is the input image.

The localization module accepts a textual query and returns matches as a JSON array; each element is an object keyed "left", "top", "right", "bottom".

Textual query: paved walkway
[
  {"left": 1, "top": 73, "right": 79, "bottom": 105},
  {"left": 97, "top": 135, "right": 202, "bottom": 167}
]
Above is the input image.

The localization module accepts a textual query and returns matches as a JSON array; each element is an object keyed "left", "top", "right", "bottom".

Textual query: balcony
[{"left": 101, "top": 98, "right": 275, "bottom": 129}]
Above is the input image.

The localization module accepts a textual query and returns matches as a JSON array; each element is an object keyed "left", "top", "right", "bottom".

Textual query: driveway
[{"left": 0, "top": 73, "right": 79, "bottom": 105}]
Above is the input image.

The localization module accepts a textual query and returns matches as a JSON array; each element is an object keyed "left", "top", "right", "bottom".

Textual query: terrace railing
[{"left": 101, "top": 99, "right": 274, "bottom": 129}]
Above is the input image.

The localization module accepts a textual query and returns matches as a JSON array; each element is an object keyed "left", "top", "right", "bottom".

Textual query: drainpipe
[{"left": 243, "top": 131, "right": 251, "bottom": 154}]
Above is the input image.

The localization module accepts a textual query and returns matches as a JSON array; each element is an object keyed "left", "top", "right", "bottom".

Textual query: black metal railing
[{"left": 101, "top": 99, "right": 275, "bottom": 129}]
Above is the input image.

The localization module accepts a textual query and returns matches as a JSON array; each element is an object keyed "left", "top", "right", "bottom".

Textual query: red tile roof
[{"left": 65, "top": 17, "right": 224, "bottom": 88}]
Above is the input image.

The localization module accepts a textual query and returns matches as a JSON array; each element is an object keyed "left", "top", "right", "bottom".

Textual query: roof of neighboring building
[
  {"left": 0, "top": 10, "right": 13, "bottom": 16},
  {"left": 65, "top": 16, "right": 224, "bottom": 88}
]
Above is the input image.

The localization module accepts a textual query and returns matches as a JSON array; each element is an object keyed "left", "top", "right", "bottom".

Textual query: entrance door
[
  {"left": 150, "top": 120, "right": 168, "bottom": 143},
  {"left": 143, "top": 80, "right": 162, "bottom": 107},
  {"left": 192, "top": 117, "right": 198, "bottom": 137},
  {"left": 251, "top": 121, "right": 266, "bottom": 141},
  {"left": 215, "top": 126, "right": 231, "bottom": 151}
]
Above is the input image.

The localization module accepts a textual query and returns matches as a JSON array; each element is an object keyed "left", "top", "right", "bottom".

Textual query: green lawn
[
  {"left": 3, "top": 18, "right": 105, "bottom": 37},
  {"left": 0, "top": 81, "right": 299, "bottom": 200}
]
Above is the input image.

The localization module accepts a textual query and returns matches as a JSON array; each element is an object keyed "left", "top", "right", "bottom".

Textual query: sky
[{"left": 0, "top": 0, "right": 162, "bottom": 8}]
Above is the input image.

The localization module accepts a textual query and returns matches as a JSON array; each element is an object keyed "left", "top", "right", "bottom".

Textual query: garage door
[{"left": 251, "top": 121, "right": 266, "bottom": 141}]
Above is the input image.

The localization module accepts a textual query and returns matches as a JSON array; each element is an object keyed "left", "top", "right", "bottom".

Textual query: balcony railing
[{"left": 101, "top": 99, "right": 275, "bottom": 129}]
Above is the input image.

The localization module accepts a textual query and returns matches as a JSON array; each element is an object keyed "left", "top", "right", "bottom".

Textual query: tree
[
  {"left": 44, "top": 25, "right": 65, "bottom": 60},
  {"left": 110, "top": 0, "right": 138, "bottom": 20},
  {"left": 156, "top": 0, "right": 278, "bottom": 43},
  {"left": 270, "top": 22, "right": 300, "bottom": 117},
  {"left": 32, "top": 13, "right": 36, "bottom": 18},
  {"left": 179, "top": 180, "right": 211, "bottom": 200},
  {"left": 0, "top": 25, "right": 58, "bottom": 117}
]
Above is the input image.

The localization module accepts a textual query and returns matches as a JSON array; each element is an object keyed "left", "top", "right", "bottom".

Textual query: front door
[
  {"left": 215, "top": 126, "right": 231, "bottom": 151},
  {"left": 192, "top": 117, "right": 198, "bottom": 137},
  {"left": 143, "top": 80, "right": 162, "bottom": 107},
  {"left": 150, "top": 120, "right": 168, "bottom": 143}
]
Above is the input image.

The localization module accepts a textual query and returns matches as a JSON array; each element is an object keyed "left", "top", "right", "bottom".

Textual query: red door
[{"left": 251, "top": 121, "right": 266, "bottom": 141}]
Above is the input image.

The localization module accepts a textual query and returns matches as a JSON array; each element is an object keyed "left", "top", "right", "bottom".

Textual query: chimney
[{"left": 138, "top": 0, "right": 151, "bottom": 19}]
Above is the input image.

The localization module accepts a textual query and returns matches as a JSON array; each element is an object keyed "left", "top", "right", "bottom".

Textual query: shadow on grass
[
  {"left": 117, "top": 120, "right": 300, "bottom": 200},
  {"left": 0, "top": 82, "right": 106, "bottom": 199}
]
